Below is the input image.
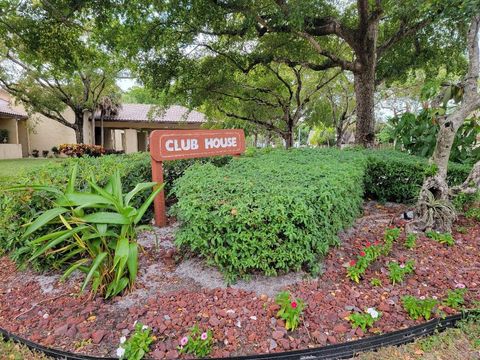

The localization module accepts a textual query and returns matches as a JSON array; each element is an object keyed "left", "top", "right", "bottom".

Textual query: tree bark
[
  {"left": 74, "top": 111, "right": 84, "bottom": 144},
  {"left": 411, "top": 15, "right": 480, "bottom": 233},
  {"left": 283, "top": 131, "right": 294, "bottom": 149},
  {"left": 353, "top": 67, "right": 376, "bottom": 147}
]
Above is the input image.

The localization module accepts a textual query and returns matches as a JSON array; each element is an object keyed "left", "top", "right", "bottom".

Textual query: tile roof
[
  {"left": 0, "top": 98, "right": 28, "bottom": 119},
  {"left": 95, "top": 104, "right": 206, "bottom": 123}
]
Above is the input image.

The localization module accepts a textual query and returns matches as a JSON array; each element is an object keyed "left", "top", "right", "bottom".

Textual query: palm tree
[{"left": 95, "top": 94, "right": 121, "bottom": 147}]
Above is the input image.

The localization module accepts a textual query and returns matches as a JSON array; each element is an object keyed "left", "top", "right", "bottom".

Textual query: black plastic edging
[{"left": 0, "top": 310, "right": 478, "bottom": 360}]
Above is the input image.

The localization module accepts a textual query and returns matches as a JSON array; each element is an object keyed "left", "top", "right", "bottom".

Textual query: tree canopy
[{"left": 0, "top": 0, "right": 121, "bottom": 142}]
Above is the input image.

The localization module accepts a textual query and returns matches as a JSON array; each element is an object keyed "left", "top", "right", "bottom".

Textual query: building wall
[
  {"left": 0, "top": 118, "right": 18, "bottom": 144},
  {"left": 0, "top": 144, "right": 22, "bottom": 159},
  {"left": 0, "top": 89, "right": 77, "bottom": 153}
]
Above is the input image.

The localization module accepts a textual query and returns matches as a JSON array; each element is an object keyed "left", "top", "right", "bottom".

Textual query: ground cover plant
[
  {"left": 425, "top": 231, "right": 455, "bottom": 246},
  {"left": 402, "top": 295, "right": 439, "bottom": 321},
  {"left": 172, "top": 148, "right": 366, "bottom": 281},
  {"left": 275, "top": 291, "right": 305, "bottom": 331},
  {"left": 388, "top": 260, "right": 415, "bottom": 285}
]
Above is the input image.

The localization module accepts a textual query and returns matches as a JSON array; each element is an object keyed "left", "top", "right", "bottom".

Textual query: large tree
[
  {"left": 108, "top": 0, "right": 466, "bottom": 147},
  {"left": 168, "top": 53, "right": 340, "bottom": 148},
  {"left": 0, "top": 1, "right": 120, "bottom": 143},
  {"left": 413, "top": 12, "right": 480, "bottom": 233}
]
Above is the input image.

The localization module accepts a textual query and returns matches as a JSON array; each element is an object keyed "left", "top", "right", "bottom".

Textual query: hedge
[
  {"left": 363, "top": 150, "right": 472, "bottom": 203},
  {"left": 0, "top": 153, "right": 230, "bottom": 265},
  {"left": 172, "top": 148, "right": 366, "bottom": 282},
  {"left": 172, "top": 148, "right": 473, "bottom": 281}
]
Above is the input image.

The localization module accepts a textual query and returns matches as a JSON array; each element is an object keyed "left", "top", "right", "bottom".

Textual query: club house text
[{"left": 164, "top": 136, "right": 238, "bottom": 152}]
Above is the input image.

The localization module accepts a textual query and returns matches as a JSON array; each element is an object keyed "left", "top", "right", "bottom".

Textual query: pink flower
[
  {"left": 360, "top": 251, "right": 366, "bottom": 257},
  {"left": 365, "top": 241, "right": 371, "bottom": 248},
  {"left": 349, "top": 260, "right": 356, "bottom": 267},
  {"left": 455, "top": 283, "right": 466, "bottom": 289},
  {"left": 291, "top": 301, "right": 298, "bottom": 309},
  {"left": 201, "top": 332, "right": 208, "bottom": 341},
  {"left": 180, "top": 337, "right": 188, "bottom": 346}
]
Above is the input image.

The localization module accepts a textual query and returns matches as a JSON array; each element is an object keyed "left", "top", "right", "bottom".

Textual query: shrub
[
  {"left": 0, "top": 153, "right": 230, "bottom": 265},
  {"left": 363, "top": 150, "right": 471, "bottom": 203},
  {"left": 59, "top": 143, "right": 106, "bottom": 157},
  {"left": 9, "top": 167, "right": 162, "bottom": 298},
  {"left": 172, "top": 148, "right": 365, "bottom": 281}
]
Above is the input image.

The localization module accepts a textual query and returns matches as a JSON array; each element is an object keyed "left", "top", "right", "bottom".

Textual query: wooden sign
[{"left": 149, "top": 129, "right": 246, "bottom": 226}]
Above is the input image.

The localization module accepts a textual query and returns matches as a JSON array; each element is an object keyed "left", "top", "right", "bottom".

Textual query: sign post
[{"left": 149, "top": 129, "right": 246, "bottom": 227}]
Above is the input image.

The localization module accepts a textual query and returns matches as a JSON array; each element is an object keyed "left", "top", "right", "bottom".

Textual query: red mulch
[{"left": 0, "top": 202, "right": 478, "bottom": 359}]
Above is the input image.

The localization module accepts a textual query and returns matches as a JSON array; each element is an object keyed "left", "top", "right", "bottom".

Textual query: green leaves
[
  {"left": 172, "top": 148, "right": 365, "bottom": 281},
  {"left": 23, "top": 207, "right": 68, "bottom": 238},
  {"left": 275, "top": 291, "right": 305, "bottom": 331},
  {"left": 13, "top": 166, "right": 161, "bottom": 299}
]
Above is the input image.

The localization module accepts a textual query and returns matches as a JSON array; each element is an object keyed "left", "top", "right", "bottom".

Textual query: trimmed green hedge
[
  {"left": 0, "top": 153, "right": 230, "bottom": 264},
  {"left": 363, "top": 150, "right": 471, "bottom": 203},
  {"left": 172, "top": 149, "right": 366, "bottom": 282}
]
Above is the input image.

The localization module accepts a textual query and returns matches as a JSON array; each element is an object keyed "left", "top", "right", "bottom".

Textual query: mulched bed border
[{"left": 2, "top": 310, "right": 478, "bottom": 360}]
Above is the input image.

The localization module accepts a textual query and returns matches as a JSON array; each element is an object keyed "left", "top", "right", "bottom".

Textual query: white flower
[
  {"left": 400, "top": 264, "right": 405, "bottom": 269},
  {"left": 420, "top": 296, "right": 426, "bottom": 300},
  {"left": 455, "top": 283, "right": 466, "bottom": 289},
  {"left": 432, "top": 296, "right": 438, "bottom": 300},
  {"left": 116, "top": 347, "right": 126, "bottom": 358},
  {"left": 366, "top": 307, "right": 379, "bottom": 319},
  {"left": 142, "top": 325, "right": 148, "bottom": 331},
  {"left": 119, "top": 336, "right": 126, "bottom": 344}
]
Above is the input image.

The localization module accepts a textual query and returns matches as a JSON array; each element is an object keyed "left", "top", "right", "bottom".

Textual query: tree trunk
[
  {"left": 336, "top": 124, "right": 344, "bottom": 147},
  {"left": 410, "top": 15, "right": 480, "bottom": 234},
  {"left": 283, "top": 131, "right": 294, "bottom": 149},
  {"left": 74, "top": 111, "right": 84, "bottom": 144},
  {"left": 353, "top": 67, "right": 376, "bottom": 148}
]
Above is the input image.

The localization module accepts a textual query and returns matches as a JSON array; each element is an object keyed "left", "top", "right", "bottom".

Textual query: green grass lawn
[{"left": 0, "top": 158, "right": 64, "bottom": 184}]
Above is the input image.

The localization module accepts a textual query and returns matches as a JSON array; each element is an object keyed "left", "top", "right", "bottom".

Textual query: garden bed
[{"left": 0, "top": 201, "right": 478, "bottom": 359}]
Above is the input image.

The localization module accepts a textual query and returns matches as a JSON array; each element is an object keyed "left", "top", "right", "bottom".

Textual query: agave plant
[{"left": 8, "top": 165, "right": 163, "bottom": 298}]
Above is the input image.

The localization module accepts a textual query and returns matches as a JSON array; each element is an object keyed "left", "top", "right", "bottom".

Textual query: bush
[
  {"left": 0, "top": 153, "right": 230, "bottom": 265},
  {"left": 14, "top": 167, "right": 162, "bottom": 298},
  {"left": 59, "top": 143, "right": 106, "bottom": 157},
  {"left": 172, "top": 148, "right": 365, "bottom": 282},
  {"left": 363, "top": 150, "right": 471, "bottom": 203}
]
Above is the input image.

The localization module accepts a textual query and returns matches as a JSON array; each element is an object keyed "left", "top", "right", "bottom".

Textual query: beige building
[{"left": 0, "top": 89, "right": 206, "bottom": 159}]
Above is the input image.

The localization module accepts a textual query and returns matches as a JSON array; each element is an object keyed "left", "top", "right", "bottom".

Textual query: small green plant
[
  {"left": 117, "top": 322, "right": 155, "bottom": 360},
  {"left": 404, "top": 233, "right": 417, "bottom": 249},
  {"left": 426, "top": 231, "right": 455, "bottom": 246},
  {"left": 388, "top": 260, "right": 415, "bottom": 285},
  {"left": 370, "top": 278, "right": 382, "bottom": 287},
  {"left": 7, "top": 165, "right": 163, "bottom": 298},
  {"left": 385, "top": 227, "right": 401, "bottom": 242},
  {"left": 402, "top": 295, "right": 438, "bottom": 320},
  {"left": 456, "top": 226, "right": 468, "bottom": 234},
  {"left": 383, "top": 227, "right": 401, "bottom": 254},
  {"left": 275, "top": 291, "right": 305, "bottom": 331},
  {"left": 347, "top": 308, "right": 381, "bottom": 331},
  {"left": 443, "top": 289, "right": 467, "bottom": 309},
  {"left": 346, "top": 241, "right": 383, "bottom": 282},
  {"left": 178, "top": 324, "right": 213, "bottom": 358},
  {"left": 466, "top": 207, "right": 480, "bottom": 221}
]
